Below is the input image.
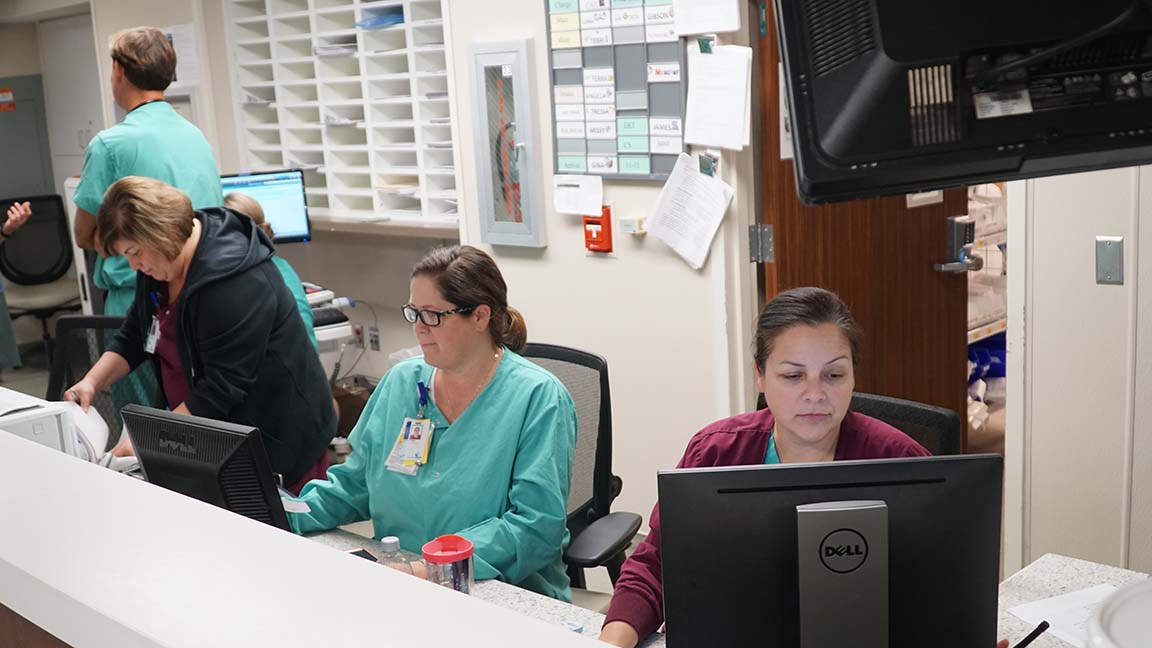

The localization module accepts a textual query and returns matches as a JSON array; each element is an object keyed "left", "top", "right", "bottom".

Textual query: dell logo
[
  {"left": 824, "top": 544, "right": 865, "bottom": 558},
  {"left": 158, "top": 430, "right": 197, "bottom": 455},
  {"left": 819, "top": 529, "right": 869, "bottom": 574}
]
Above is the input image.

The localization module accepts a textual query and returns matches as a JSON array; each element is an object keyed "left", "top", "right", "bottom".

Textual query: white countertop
[
  {"left": 2, "top": 429, "right": 1147, "bottom": 648},
  {"left": 0, "top": 433, "right": 601, "bottom": 648}
]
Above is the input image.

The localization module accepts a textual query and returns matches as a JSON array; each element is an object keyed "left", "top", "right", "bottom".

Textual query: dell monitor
[
  {"left": 220, "top": 169, "right": 311, "bottom": 243},
  {"left": 658, "top": 454, "right": 1002, "bottom": 648},
  {"left": 121, "top": 405, "right": 290, "bottom": 531},
  {"left": 775, "top": 0, "right": 1152, "bottom": 203}
]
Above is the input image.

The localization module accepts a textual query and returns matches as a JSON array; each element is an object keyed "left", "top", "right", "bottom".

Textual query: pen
[
  {"left": 67, "top": 388, "right": 80, "bottom": 403},
  {"left": 1012, "top": 620, "right": 1049, "bottom": 648}
]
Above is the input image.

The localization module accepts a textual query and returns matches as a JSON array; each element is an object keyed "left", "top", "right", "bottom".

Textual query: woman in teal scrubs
[{"left": 290, "top": 246, "right": 578, "bottom": 601}]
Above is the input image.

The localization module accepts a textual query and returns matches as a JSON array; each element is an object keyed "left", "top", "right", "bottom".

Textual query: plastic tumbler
[{"left": 421, "top": 534, "right": 474, "bottom": 594}]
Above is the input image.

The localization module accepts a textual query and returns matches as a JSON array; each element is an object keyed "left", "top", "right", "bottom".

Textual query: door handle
[{"left": 934, "top": 245, "right": 984, "bottom": 273}]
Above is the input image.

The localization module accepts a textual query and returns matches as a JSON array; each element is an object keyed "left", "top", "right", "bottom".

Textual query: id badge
[
  {"left": 144, "top": 315, "right": 160, "bottom": 354},
  {"left": 386, "top": 417, "right": 434, "bottom": 475}
]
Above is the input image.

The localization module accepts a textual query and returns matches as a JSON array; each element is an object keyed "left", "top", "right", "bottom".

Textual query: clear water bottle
[{"left": 376, "top": 536, "right": 421, "bottom": 575}]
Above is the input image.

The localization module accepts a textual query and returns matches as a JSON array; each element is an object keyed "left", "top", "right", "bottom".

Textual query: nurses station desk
[{"left": 0, "top": 433, "right": 1145, "bottom": 647}]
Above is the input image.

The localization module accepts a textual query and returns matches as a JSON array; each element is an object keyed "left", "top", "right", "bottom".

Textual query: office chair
[
  {"left": 521, "top": 343, "right": 642, "bottom": 588},
  {"left": 754, "top": 391, "right": 963, "bottom": 455},
  {"left": 46, "top": 315, "right": 126, "bottom": 450},
  {"left": 0, "top": 194, "right": 82, "bottom": 361}
]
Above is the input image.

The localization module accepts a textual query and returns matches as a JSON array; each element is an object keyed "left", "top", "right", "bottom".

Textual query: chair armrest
[{"left": 564, "top": 511, "right": 642, "bottom": 568}]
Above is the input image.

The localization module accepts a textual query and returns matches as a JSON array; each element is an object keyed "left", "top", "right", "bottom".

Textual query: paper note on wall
[
  {"left": 684, "top": 45, "right": 752, "bottom": 150},
  {"left": 648, "top": 153, "right": 734, "bottom": 270},
  {"left": 673, "top": 0, "right": 742, "bottom": 35},
  {"left": 553, "top": 174, "right": 604, "bottom": 215}
]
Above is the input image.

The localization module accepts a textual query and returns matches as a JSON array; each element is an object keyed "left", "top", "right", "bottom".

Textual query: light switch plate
[{"left": 1096, "top": 236, "right": 1124, "bottom": 285}]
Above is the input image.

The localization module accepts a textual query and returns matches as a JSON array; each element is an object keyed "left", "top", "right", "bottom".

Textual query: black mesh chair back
[
  {"left": 521, "top": 343, "right": 612, "bottom": 528},
  {"left": 521, "top": 343, "right": 640, "bottom": 587},
  {"left": 46, "top": 315, "right": 126, "bottom": 449},
  {"left": 0, "top": 194, "right": 72, "bottom": 285},
  {"left": 754, "top": 391, "right": 963, "bottom": 455},
  {"left": 849, "top": 392, "right": 963, "bottom": 455}
]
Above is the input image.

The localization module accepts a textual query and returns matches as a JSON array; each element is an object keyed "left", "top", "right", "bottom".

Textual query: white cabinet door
[{"left": 37, "top": 13, "right": 103, "bottom": 197}]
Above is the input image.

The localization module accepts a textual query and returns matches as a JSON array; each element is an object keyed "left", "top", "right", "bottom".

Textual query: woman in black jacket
[{"left": 66, "top": 176, "right": 334, "bottom": 492}]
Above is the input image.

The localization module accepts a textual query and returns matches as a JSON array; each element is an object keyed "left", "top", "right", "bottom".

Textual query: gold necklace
[{"left": 438, "top": 348, "right": 502, "bottom": 419}]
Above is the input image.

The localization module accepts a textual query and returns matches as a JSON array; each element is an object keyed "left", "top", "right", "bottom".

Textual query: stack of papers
[
  {"left": 376, "top": 183, "right": 419, "bottom": 196},
  {"left": 684, "top": 45, "right": 752, "bottom": 150},
  {"left": 313, "top": 44, "right": 358, "bottom": 58},
  {"left": 323, "top": 114, "right": 362, "bottom": 126}
]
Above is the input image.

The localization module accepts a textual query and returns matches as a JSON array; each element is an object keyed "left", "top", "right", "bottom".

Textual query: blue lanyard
[
  {"left": 149, "top": 291, "right": 161, "bottom": 310},
  {"left": 416, "top": 381, "right": 429, "bottom": 418}
]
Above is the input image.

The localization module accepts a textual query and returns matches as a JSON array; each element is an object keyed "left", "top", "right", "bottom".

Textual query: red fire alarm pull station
[{"left": 584, "top": 206, "right": 613, "bottom": 253}]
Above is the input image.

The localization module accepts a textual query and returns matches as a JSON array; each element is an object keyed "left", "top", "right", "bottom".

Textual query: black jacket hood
[{"left": 184, "top": 207, "right": 273, "bottom": 297}]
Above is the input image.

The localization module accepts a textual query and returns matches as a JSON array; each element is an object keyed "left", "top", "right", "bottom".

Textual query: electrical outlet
[
  {"left": 368, "top": 326, "right": 380, "bottom": 352},
  {"left": 351, "top": 325, "right": 364, "bottom": 348}
]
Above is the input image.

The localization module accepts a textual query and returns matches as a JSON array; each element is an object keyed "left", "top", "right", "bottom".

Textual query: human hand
[
  {"left": 64, "top": 379, "right": 97, "bottom": 412},
  {"left": 3, "top": 201, "right": 31, "bottom": 237},
  {"left": 111, "top": 435, "right": 136, "bottom": 457}
]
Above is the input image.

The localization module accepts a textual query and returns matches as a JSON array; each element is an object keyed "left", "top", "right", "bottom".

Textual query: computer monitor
[
  {"left": 658, "top": 454, "right": 1002, "bottom": 648},
  {"left": 120, "top": 405, "right": 290, "bottom": 531},
  {"left": 775, "top": 0, "right": 1152, "bottom": 203},
  {"left": 220, "top": 169, "right": 310, "bottom": 243}
]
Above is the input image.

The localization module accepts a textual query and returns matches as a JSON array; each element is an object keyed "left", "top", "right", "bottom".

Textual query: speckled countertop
[
  {"left": 310, "top": 530, "right": 1145, "bottom": 647},
  {"left": 997, "top": 553, "right": 1148, "bottom": 647}
]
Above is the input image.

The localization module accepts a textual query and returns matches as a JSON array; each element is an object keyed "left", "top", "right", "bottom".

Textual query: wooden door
[{"left": 758, "top": 2, "right": 969, "bottom": 443}]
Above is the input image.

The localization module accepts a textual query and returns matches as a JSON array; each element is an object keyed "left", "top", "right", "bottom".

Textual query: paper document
[
  {"left": 648, "top": 153, "right": 734, "bottom": 270},
  {"left": 164, "top": 24, "right": 201, "bottom": 87},
  {"left": 684, "top": 45, "right": 752, "bottom": 150},
  {"left": 1008, "top": 584, "right": 1119, "bottom": 648},
  {"left": 553, "top": 175, "right": 604, "bottom": 216},
  {"left": 674, "top": 0, "right": 742, "bottom": 35}
]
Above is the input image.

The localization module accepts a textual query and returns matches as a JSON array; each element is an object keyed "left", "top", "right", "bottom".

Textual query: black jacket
[{"left": 110, "top": 207, "right": 335, "bottom": 484}]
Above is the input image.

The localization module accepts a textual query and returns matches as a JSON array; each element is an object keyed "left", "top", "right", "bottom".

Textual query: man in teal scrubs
[{"left": 72, "top": 26, "right": 222, "bottom": 414}]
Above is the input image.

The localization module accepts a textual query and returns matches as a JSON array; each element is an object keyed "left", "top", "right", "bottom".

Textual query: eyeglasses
[{"left": 401, "top": 304, "right": 476, "bottom": 327}]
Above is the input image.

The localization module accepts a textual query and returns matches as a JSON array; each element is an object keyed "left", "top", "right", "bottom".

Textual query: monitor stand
[{"left": 797, "top": 501, "right": 888, "bottom": 648}]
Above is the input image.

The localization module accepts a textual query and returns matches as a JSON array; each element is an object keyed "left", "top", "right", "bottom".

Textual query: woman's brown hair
[
  {"left": 96, "top": 176, "right": 194, "bottom": 260},
  {"left": 411, "top": 245, "right": 527, "bottom": 352}
]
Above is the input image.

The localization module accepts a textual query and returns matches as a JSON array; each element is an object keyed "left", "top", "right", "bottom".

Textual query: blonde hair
[
  {"left": 97, "top": 176, "right": 194, "bottom": 260},
  {"left": 224, "top": 191, "right": 274, "bottom": 239},
  {"left": 109, "top": 27, "right": 176, "bottom": 91}
]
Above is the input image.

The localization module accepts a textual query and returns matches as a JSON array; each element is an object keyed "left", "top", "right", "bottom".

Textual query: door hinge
[{"left": 749, "top": 223, "right": 775, "bottom": 263}]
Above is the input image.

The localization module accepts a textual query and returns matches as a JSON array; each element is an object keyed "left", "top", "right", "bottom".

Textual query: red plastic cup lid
[{"left": 421, "top": 534, "right": 474, "bottom": 564}]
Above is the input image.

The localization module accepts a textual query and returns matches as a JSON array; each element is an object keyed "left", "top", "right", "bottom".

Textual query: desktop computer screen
[
  {"left": 120, "top": 405, "right": 290, "bottom": 531},
  {"left": 220, "top": 169, "right": 311, "bottom": 244},
  {"left": 658, "top": 454, "right": 1002, "bottom": 648}
]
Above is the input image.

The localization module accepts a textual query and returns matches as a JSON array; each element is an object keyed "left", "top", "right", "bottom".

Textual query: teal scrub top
[
  {"left": 764, "top": 432, "right": 780, "bottom": 464},
  {"left": 271, "top": 256, "right": 317, "bottom": 351},
  {"left": 290, "top": 351, "right": 578, "bottom": 601},
  {"left": 73, "top": 101, "right": 223, "bottom": 295}
]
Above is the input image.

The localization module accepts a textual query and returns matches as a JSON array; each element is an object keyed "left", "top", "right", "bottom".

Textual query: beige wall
[
  {"left": 1016, "top": 167, "right": 1152, "bottom": 570},
  {"left": 0, "top": 23, "right": 39, "bottom": 77},
  {"left": 444, "top": 0, "right": 758, "bottom": 520},
  {"left": 0, "top": 0, "right": 86, "bottom": 22}
]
